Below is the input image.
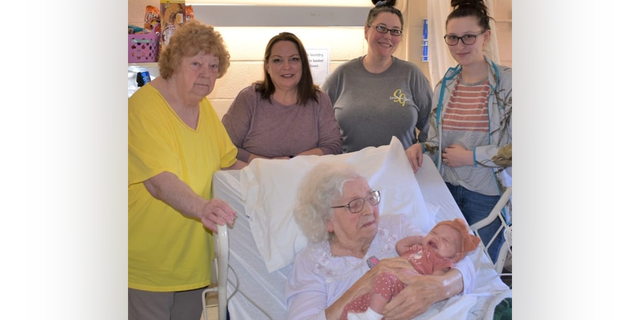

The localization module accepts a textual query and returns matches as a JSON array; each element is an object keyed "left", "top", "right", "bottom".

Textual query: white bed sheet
[{"left": 213, "top": 158, "right": 511, "bottom": 320}]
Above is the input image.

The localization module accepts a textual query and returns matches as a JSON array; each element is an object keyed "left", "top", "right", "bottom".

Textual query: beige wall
[
  {"left": 129, "top": 0, "right": 511, "bottom": 116},
  {"left": 402, "top": 0, "right": 512, "bottom": 84},
  {"left": 492, "top": 0, "right": 513, "bottom": 67}
]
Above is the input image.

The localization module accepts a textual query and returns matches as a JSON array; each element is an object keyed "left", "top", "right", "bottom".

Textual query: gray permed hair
[{"left": 293, "top": 162, "right": 363, "bottom": 243}]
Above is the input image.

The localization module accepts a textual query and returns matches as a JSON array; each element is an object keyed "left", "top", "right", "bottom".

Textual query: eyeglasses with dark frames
[
  {"left": 368, "top": 24, "right": 403, "bottom": 37},
  {"left": 443, "top": 30, "right": 486, "bottom": 46},
  {"left": 331, "top": 190, "right": 381, "bottom": 214}
]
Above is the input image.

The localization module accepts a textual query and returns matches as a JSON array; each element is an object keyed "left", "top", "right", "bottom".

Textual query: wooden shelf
[{"left": 128, "top": 62, "right": 158, "bottom": 67}]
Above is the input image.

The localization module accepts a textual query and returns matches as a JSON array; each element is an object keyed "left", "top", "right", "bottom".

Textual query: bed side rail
[
  {"left": 202, "top": 224, "right": 229, "bottom": 320},
  {"left": 470, "top": 186, "right": 512, "bottom": 274}
]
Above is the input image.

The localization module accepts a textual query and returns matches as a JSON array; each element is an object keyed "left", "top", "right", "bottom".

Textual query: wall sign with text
[{"left": 306, "top": 48, "right": 330, "bottom": 85}]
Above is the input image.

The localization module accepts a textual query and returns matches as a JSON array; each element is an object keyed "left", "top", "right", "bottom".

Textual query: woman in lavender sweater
[{"left": 222, "top": 32, "right": 342, "bottom": 163}]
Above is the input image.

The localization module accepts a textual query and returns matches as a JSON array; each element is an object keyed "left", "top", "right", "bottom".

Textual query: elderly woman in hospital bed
[{"left": 284, "top": 162, "right": 477, "bottom": 320}]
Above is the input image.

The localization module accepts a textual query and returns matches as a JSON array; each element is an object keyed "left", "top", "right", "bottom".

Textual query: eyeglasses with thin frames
[
  {"left": 331, "top": 190, "right": 381, "bottom": 214},
  {"left": 443, "top": 30, "right": 486, "bottom": 46},
  {"left": 368, "top": 24, "right": 403, "bottom": 37}
]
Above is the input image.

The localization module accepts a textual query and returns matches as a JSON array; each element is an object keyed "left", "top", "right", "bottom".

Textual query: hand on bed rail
[
  {"left": 200, "top": 198, "right": 237, "bottom": 233},
  {"left": 143, "top": 172, "right": 237, "bottom": 234},
  {"left": 405, "top": 143, "right": 424, "bottom": 173}
]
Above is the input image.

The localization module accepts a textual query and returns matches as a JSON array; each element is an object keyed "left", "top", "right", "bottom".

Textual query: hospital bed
[
  {"left": 470, "top": 186, "right": 512, "bottom": 275},
  {"left": 203, "top": 137, "right": 511, "bottom": 320}
]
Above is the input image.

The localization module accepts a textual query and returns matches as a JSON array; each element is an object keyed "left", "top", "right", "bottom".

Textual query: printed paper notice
[{"left": 307, "top": 48, "right": 330, "bottom": 86}]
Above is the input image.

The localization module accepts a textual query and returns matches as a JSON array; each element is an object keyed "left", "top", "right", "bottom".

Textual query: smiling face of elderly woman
[{"left": 325, "top": 177, "right": 380, "bottom": 258}]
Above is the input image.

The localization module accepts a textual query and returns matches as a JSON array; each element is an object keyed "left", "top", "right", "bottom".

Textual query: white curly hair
[{"left": 293, "top": 162, "right": 364, "bottom": 243}]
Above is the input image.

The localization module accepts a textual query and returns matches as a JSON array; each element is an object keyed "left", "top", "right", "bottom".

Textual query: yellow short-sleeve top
[{"left": 128, "top": 84, "right": 237, "bottom": 292}]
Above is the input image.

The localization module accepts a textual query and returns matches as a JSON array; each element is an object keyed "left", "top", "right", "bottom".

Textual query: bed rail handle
[
  {"left": 470, "top": 186, "right": 512, "bottom": 231},
  {"left": 470, "top": 186, "right": 512, "bottom": 273},
  {"left": 202, "top": 224, "right": 229, "bottom": 320}
]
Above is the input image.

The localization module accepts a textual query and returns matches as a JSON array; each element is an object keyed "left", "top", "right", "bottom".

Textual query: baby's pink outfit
[{"left": 339, "top": 245, "right": 455, "bottom": 320}]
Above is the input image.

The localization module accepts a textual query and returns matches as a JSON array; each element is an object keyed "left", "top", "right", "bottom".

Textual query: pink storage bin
[{"left": 128, "top": 33, "right": 159, "bottom": 63}]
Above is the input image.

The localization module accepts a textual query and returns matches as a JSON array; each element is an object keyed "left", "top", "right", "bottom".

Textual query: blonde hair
[{"left": 158, "top": 19, "right": 230, "bottom": 79}]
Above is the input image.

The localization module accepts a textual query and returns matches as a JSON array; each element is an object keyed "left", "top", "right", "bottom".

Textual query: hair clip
[{"left": 376, "top": 1, "right": 388, "bottom": 7}]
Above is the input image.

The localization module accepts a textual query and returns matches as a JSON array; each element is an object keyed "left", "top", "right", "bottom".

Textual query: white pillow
[{"left": 239, "top": 137, "right": 432, "bottom": 273}]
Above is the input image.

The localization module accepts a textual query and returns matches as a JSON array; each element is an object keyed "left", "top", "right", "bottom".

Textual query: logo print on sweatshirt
[{"left": 390, "top": 89, "right": 410, "bottom": 107}]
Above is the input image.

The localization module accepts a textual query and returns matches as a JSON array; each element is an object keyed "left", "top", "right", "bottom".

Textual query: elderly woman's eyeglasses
[
  {"left": 368, "top": 24, "right": 403, "bottom": 37},
  {"left": 443, "top": 31, "right": 486, "bottom": 46},
  {"left": 331, "top": 190, "right": 381, "bottom": 214}
]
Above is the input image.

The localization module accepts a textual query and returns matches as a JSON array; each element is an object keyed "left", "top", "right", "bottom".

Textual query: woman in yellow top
[{"left": 128, "top": 20, "right": 246, "bottom": 320}]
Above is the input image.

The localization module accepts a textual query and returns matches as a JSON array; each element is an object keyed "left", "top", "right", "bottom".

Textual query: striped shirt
[
  {"left": 442, "top": 78, "right": 490, "bottom": 132},
  {"left": 440, "top": 76, "right": 496, "bottom": 195}
]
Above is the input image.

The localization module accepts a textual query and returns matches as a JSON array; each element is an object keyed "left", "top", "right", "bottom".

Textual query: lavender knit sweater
[{"left": 222, "top": 85, "right": 342, "bottom": 162}]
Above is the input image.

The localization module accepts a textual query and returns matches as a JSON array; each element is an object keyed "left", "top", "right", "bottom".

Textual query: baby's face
[{"left": 421, "top": 224, "right": 463, "bottom": 259}]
